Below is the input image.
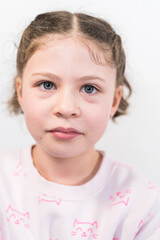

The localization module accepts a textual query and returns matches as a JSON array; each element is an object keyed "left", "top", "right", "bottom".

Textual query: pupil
[
  {"left": 85, "top": 85, "right": 93, "bottom": 93},
  {"left": 44, "top": 82, "right": 52, "bottom": 89}
]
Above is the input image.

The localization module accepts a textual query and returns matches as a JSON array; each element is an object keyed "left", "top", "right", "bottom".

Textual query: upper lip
[{"left": 49, "top": 127, "right": 81, "bottom": 134}]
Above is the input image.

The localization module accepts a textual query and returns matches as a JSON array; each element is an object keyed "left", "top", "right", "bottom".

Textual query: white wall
[{"left": 0, "top": 0, "right": 160, "bottom": 184}]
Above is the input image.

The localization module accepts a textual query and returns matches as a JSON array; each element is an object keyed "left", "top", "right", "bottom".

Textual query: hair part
[{"left": 8, "top": 11, "right": 132, "bottom": 120}]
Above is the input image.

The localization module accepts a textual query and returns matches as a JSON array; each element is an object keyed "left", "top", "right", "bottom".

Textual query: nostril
[
  {"left": 56, "top": 112, "right": 63, "bottom": 117},
  {"left": 54, "top": 108, "right": 80, "bottom": 118}
]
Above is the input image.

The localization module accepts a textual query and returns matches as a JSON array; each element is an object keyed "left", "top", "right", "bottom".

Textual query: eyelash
[{"left": 37, "top": 81, "right": 100, "bottom": 95}]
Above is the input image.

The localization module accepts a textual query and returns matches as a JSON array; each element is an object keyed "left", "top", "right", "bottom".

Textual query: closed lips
[{"left": 49, "top": 127, "right": 81, "bottom": 134}]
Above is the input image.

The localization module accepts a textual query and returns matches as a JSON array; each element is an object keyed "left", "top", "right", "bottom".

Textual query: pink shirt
[{"left": 0, "top": 145, "right": 160, "bottom": 240}]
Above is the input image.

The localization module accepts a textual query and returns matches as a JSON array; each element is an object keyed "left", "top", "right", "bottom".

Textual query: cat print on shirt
[
  {"left": 148, "top": 181, "right": 157, "bottom": 190},
  {"left": 134, "top": 219, "right": 143, "bottom": 237},
  {"left": 110, "top": 189, "right": 131, "bottom": 207},
  {"left": 6, "top": 205, "right": 30, "bottom": 228},
  {"left": 147, "top": 180, "right": 160, "bottom": 193},
  {"left": 71, "top": 219, "right": 98, "bottom": 239},
  {"left": 14, "top": 161, "right": 27, "bottom": 177},
  {"left": 135, "top": 213, "right": 152, "bottom": 236},
  {"left": 115, "top": 162, "right": 133, "bottom": 170},
  {"left": 49, "top": 239, "right": 59, "bottom": 240},
  {"left": 38, "top": 193, "right": 61, "bottom": 205},
  {"left": 134, "top": 213, "right": 152, "bottom": 236}
]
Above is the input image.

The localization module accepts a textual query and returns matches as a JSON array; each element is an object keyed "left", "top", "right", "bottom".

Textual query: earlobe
[
  {"left": 110, "top": 86, "right": 122, "bottom": 117},
  {"left": 16, "top": 77, "right": 23, "bottom": 110}
]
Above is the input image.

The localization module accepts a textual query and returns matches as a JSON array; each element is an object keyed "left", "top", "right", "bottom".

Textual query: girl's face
[{"left": 17, "top": 37, "right": 122, "bottom": 159}]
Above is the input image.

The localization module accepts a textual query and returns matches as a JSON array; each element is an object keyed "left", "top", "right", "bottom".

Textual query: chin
[{"left": 49, "top": 151, "right": 81, "bottom": 159}]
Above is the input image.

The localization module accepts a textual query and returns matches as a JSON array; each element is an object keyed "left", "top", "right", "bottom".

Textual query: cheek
[
  {"left": 22, "top": 100, "right": 46, "bottom": 129},
  {"left": 86, "top": 104, "right": 110, "bottom": 140}
]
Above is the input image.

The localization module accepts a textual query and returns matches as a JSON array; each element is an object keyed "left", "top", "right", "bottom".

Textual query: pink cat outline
[
  {"left": 71, "top": 219, "right": 98, "bottom": 239},
  {"left": 134, "top": 219, "right": 145, "bottom": 236},
  {"left": 147, "top": 181, "right": 158, "bottom": 190},
  {"left": 49, "top": 239, "right": 59, "bottom": 240},
  {"left": 38, "top": 193, "right": 61, "bottom": 205},
  {"left": 14, "top": 161, "right": 27, "bottom": 177},
  {"left": 138, "top": 219, "right": 143, "bottom": 229},
  {"left": 6, "top": 205, "right": 30, "bottom": 228},
  {"left": 73, "top": 219, "right": 98, "bottom": 229},
  {"left": 110, "top": 189, "right": 131, "bottom": 207},
  {"left": 115, "top": 162, "right": 133, "bottom": 170}
]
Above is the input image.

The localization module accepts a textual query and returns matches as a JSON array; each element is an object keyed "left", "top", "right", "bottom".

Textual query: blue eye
[
  {"left": 40, "top": 81, "right": 54, "bottom": 90},
  {"left": 82, "top": 85, "right": 98, "bottom": 94}
]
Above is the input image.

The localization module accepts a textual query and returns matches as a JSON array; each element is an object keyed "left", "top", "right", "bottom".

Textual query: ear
[
  {"left": 73, "top": 219, "right": 79, "bottom": 227},
  {"left": 16, "top": 77, "right": 23, "bottom": 111},
  {"left": 110, "top": 85, "right": 122, "bottom": 118}
]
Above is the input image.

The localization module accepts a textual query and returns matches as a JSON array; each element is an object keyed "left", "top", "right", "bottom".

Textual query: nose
[
  {"left": 82, "top": 232, "right": 87, "bottom": 237},
  {"left": 15, "top": 220, "right": 20, "bottom": 224},
  {"left": 52, "top": 89, "right": 81, "bottom": 118}
]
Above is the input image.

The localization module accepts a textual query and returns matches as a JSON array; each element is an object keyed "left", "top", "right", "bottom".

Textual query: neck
[{"left": 32, "top": 144, "right": 102, "bottom": 186}]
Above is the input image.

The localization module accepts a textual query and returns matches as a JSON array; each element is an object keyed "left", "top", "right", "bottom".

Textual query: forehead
[
  {"left": 33, "top": 34, "right": 113, "bottom": 66},
  {"left": 23, "top": 36, "right": 116, "bottom": 82}
]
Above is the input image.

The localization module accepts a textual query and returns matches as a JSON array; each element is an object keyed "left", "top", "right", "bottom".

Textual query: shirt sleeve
[
  {"left": 0, "top": 203, "right": 9, "bottom": 240},
  {"left": 134, "top": 192, "right": 160, "bottom": 240},
  {"left": 0, "top": 207, "right": 4, "bottom": 240}
]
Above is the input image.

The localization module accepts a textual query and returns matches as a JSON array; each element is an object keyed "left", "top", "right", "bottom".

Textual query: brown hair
[{"left": 8, "top": 11, "right": 132, "bottom": 120}]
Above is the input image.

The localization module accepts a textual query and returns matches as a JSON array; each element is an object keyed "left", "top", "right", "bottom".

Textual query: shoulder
[
  {"left": 103, "top": 153, "right": 160, "bottom": 209},
  {"left": 103, "top": 154, "right": 160, "bottom": 236},
  {"left": 0, "top": 145, "right": 32, "bottom": 159},
  {"left": 106, "top": 154, "right": 159, "bottom": 191},
  {"left": 0, "top": 145, "right": 32, "bottom": 176}
]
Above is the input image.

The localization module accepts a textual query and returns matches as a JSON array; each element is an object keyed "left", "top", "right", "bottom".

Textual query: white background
[{"left": 0, "top": 0, "right": 160, "bottom": 184}]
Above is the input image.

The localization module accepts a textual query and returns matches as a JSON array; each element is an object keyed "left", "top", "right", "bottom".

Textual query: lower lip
[{"left": 50, "top": 131, "right": 81, "bottom": 140}]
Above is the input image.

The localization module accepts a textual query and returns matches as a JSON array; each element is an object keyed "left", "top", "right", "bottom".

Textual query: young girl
[{"left": 0, "top": 11, "right": 160, "bottom": 240}]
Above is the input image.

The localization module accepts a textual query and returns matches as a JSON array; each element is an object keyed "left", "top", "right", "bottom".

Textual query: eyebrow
[{"left": 31, "top": 72, "right": 106, "bottom": 83}]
